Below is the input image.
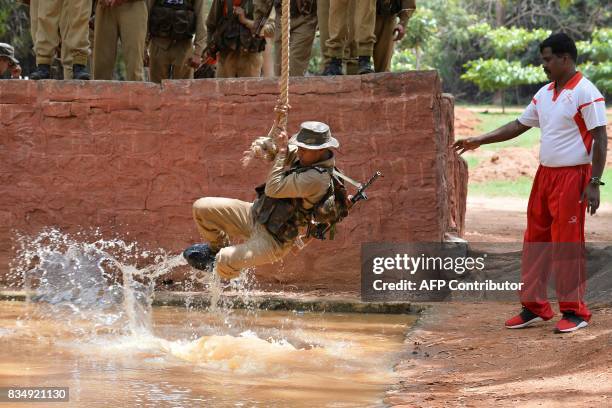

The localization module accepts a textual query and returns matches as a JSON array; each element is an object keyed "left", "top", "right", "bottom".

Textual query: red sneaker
[
  {"left": 555, "top": 312, "right": 588, "bottom": 333},
  {"left": 505, "top": 307, "right": 544, "bottom": 329}
]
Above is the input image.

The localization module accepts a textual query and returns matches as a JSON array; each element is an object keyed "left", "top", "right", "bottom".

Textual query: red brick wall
[{"left": 0, "top": 72, "right": 467, "bottom": 291}]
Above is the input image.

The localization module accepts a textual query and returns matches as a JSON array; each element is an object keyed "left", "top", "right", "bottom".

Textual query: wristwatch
[{"left": 590, "top": 177, "right": 605, "bottom": 186}]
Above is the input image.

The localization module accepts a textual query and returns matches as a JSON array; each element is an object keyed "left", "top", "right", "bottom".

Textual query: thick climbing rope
[
  {"left": 241, "top": 0, "right": 290, "bottom": 166},
  {"left": 270, "top": 0, "right": 291, "bottom": 136}
]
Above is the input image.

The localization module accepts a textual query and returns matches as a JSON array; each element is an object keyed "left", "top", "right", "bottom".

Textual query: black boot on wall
[
  {"left": 30, "top": 64, "right": 51, "bottom": 80},
  {"left": 72, "top": 64, "right": 90, "bottom": 80}
]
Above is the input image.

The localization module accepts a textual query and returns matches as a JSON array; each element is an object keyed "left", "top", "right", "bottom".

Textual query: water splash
[
  {"left": 10, "top": 227, "right": 189, "bottom": 335},
  {"left": 8, "top": 228, "right": 299, "bottom": 357}
]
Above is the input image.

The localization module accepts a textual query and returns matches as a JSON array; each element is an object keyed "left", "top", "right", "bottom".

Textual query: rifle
[
  {"left": 308, "top": 171, "right": 382, "bottom": 240},
  {"left": 350, "top": 171, "right": 382, "bottom": 205}
]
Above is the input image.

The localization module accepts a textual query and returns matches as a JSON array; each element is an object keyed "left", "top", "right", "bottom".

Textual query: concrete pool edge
[{"left": 0, "top": 289, "right": 427, "bottom": 315}]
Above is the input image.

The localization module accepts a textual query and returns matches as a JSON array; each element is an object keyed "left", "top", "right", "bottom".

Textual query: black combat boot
[
  {"left": 72, "top": 64, "right": 90, "bottom": 80},
  {"left": 322, "top": 57, "right": 343, "bottom": 76},
  {"left": 357, "top": 56, "right": 374, "bottom": 74},
  {"left": 30, "top": 64, "right": 51, "bottom": 80},
  {"left": 183, "top": 243, "right": 217, "bottom": 272}
]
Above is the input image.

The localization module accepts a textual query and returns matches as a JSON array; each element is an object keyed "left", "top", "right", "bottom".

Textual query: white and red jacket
[{"left": 519, "top": 72, "right": 607, "bottom": 167}]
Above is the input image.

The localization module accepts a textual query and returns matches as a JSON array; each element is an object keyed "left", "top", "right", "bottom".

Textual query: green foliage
[
  {"left": 391, "top": 49, "right": 433, "bottom": 72},
  {"left": 393, "top": 0, "right": 610, "bottom": 103},
  {"left": 461, "top": 25, "right": 548, "bottom": 108},
  {"left": 577, "top": 28, "right": 612, "bottom": 61},
  {"left": 391, "top": 8, "right": 437, "bottom": 71},
  {"left": 462, "top": 58, "right": 546, "bottom": 92},
  {"left": 576, "top": 28, "right": 612, "bottom": 93},
  {"left": 468, "top": 23, "right": 550, "bottom": 56},
  {"left": 580, "top": 61, "right": 612, "bottom": 93},
  {"left": 402, "top": 8, "right": 437, "bottom": 50},
  {"left": 0, "top": 0, "right": 34, "bottom": 72}
]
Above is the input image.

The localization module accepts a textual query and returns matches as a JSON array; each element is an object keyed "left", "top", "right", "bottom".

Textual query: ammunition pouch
[
  {"left": 252, "top": 164, "right": 351, "bottom": 243},
  {"left": 149, "top": 1, "right": 196, "bottom": 41},
  {"left": 311, "top": 173, "right": 349, "bottom": 225},
  {"left": 252, "top": 184, "right": 301, "bottom": 243},
  {"left": 213, "top": 0, "right": 266, "bottom": 53}
]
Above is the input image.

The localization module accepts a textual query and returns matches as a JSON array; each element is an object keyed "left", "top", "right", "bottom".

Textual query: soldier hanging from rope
[
  {"left": 184, "top": 119, "right": 381, "bottom": 280},
  {"left": 184, "top": 121, "right": 345, "bottom": 279}
]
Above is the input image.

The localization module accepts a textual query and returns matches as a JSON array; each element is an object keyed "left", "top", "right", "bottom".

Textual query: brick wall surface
[{"left": 0, "top": 72, "right": 467, "bottom": 291}]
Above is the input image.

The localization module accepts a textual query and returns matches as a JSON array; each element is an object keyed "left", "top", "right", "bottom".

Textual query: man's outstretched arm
[{"left": 453, "top": 119, "right": 531, "bottom": 155}]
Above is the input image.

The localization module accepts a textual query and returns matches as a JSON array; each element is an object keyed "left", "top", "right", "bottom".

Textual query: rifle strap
[{"left": 332, "top": 169, "right": 361, "bottom": 188}]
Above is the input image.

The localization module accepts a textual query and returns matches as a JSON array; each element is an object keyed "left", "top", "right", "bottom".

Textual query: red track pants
[{"left": 520, "top": 164, "right": 592, "bottom": 321}]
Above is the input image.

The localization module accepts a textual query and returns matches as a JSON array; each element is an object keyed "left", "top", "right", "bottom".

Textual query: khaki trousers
[
  {"left": 325, "top": 0, "right": 375, "bottom": 59},
  {"left": 192, "top": 197, "right": 292, "bottom": 280},
  {"left": 93, "top": 0, "right": 147, "bottom": 81},
  {"left": 345, "top": 0, "right": 359, "bottom": 74},
  {"left": 149, "top": 38, "right": 194, "bottom": 83},
  {"left": 373, "top": 14, "right": 396, "bottom": 72},
  {"left": 317, "top": 0, "right": 330, "bottom": 65},
  {"left": 273, "top": 11, "right": 317, "bottom": 76},
  {"left": 34, "top": 0, "right": 91, "bottom": 66},
  {"left": 60, "top": 4, "right": 73, "bottom": 79},
  {"left": 216, "top": 50, "right": 263, "bottom": 78}
]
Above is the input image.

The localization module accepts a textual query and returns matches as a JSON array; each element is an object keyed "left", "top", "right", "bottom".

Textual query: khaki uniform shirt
[{"left": 264, "top": 145, "right": 335, "bottom": 210}]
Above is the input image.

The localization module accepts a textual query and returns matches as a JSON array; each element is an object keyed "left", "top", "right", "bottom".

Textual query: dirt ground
[
  {"left": 387, "top": 111, "right": 612, "bottom": 407},
  {"left": 387, "top": 302, "right": 612, "bottom": 407},
  {"left": 386, "top": 199, "right": 612, "bottom": 407},
  {"left": 464, "top": 196, "right": 612, "bottom": 242}
]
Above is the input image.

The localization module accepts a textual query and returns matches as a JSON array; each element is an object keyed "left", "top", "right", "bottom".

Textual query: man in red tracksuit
[{"left": 454, "top": 33, "right": 608, "bottom": 333}]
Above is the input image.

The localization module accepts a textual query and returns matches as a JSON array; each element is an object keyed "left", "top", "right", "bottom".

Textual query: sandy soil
[
  {"left": 387, "top": 302, "right": 612, "bottom": 407},
  {"left": 386, "top": 194, "right": 612, "bottom": 407},
  {"left": 454, "top": 107, "right": 482, "bottom": 138},
  {"left": 464, "top": 196, "right": 612, "bottom": 242}
]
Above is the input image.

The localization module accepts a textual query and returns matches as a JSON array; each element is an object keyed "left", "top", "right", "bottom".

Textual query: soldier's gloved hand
[
  {"left": 274, "top": 130, "right": 288, "bottom": 154},
  {"left": 393, "top": 24, "right": 405, "bottom": 41}
]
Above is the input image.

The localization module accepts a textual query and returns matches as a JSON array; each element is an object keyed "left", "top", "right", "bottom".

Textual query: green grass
[
  {"left": 475, "top": 112, "right": 540, "bottom": 150},
  {"left": 463, "top": 155, "right": 480, "bottom": 169}
]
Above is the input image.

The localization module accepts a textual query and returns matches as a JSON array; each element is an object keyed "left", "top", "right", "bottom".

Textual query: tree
[
  {"left": 393, "top": 8, "right": 437, "bottom": 71},
  {"left": 577, "top": 28, "right": 612, "bottom": 94},
  {"left": 461, "top": 24, "right": 549, "bottom": 111},
  {"left": 462, "top": 58, "right": 546, "bottom": 111}
]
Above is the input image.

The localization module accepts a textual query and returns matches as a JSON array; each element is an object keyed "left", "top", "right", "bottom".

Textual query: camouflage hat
[
  {"left": 0, "top": 43, "right": 19, "bottom": 65},
  {"left": 289, "top": 121, "right": 340, "bottom": 150}
]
